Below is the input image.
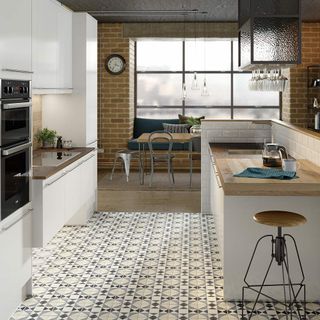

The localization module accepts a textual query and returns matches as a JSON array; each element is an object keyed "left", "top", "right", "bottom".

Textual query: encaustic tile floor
[{"left": 11, "top": 212, "right": 320, "bottom": 320}]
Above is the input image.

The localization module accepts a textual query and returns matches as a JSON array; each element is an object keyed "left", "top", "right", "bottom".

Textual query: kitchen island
[{"left": 208, "top": 142, "right": 320, "bottom": 301}]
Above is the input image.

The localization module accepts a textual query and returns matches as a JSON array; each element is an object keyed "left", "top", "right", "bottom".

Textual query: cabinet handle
[
  {"left": 33, "top": 87, "right": 73, "bottom": 90},
  {"left": 216, "top": 175, "right": 223, "bottom": 189},
  {"left": 2, "top": 102, "right": 32, "bottom": 110},
  {"left": 65, "top": 160, "right": 83, "bottom": 174},
  {"left": 2, "top": 68, "right": 34, "bottom": 74},
  {"left": 45, "top": 172, "right": 66, "bottom": 187},
  {"left": 87, "top": 139, "right": 98, "bottom": 145},
  {"left": 213, "top": 164, "right": 223, "bottom": 188},
  {"left": 1, "top": 209, "right": 33, "bottom": 232},
  {"left": 83, "top": 154, "right": 95, "bottom": 163},
  {"left": 2, "top": 141, "right": 32, "bottom": 156}
]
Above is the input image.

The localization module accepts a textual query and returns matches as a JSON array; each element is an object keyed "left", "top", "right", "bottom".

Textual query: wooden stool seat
[{"left": 254, "top": 210, "right": 307, "bottom": 227}]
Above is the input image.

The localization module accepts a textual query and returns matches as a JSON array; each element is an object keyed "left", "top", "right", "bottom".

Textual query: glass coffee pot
[{"left": 262, "top": 143, "right": 288, "bottom": 167}]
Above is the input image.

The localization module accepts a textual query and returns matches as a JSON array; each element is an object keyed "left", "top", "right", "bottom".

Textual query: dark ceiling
[{"left": 58, "top": 0, "right": 320, "bottom": 22}]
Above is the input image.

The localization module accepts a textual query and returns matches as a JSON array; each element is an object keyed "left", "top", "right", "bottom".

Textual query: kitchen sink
[{"left": 227, "top": 149, "right": 262, "bottom": 155}]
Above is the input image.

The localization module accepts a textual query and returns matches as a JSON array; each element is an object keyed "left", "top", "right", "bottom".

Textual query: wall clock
[{"left": 105, "top": 54, "right": 126, "bottom": 75}]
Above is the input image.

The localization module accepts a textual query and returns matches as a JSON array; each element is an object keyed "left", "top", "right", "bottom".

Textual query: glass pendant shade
[
  {"left": 191, "top": 72, "right": 200, "bottom": 90},
  {"left": 201, "top": 77, "right": 209, "bottom": 96},
  {"left": 182, "top": 82, "right": 187, "bottom": 100}
]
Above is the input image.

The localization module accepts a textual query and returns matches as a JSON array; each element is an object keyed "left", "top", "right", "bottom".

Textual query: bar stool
[
  {"left": 242, "top": 210, "right": 307, "bottom": 320},
  {"left": 110, "top": 149, "right": 142, "bottom": 183}
]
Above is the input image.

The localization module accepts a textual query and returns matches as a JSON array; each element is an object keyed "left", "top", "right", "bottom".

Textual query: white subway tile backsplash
[
  {"left": 272, "top": 122, "right": 320, "bottom": 166},
  {"left": 222, "top": 130, "right": 239, "bottom": 137}
]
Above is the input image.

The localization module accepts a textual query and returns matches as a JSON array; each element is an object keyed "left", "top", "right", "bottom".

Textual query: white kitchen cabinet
[
  {"left": 42, "top": 13, "right": 97, "bottom": 146},
  {"left": 0, "top": 209, "right": 32, "bottom": 320},
  {"left": 57, "top": 5, "right": 73, "bottom": 89},
  {"left": 32, "top": 0, "right": 72, "bottom": 93},
  {"left": 32, "top": 150, "right": 97, "bottom": 247},
  {"left": 66, "top": 152, "right": 97, "bottom": 225},
  {"left": 65, "top": 161, "right": 83, "bottom": 222},
  {"left": 33, "top": 171, "right": 66, "bottom": 247},
  {"left": 32, "top": 0, "right": 58, "bottom": 89},
  {"left": 0, "top": 0, "right": 32, "bottom": 80}
]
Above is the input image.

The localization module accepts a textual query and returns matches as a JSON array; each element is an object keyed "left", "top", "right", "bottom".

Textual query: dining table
[{"left": 136, "top": 132, "right": 195, "bottom": 185}]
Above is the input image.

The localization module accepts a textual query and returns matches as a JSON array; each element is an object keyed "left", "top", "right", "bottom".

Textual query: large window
[{"left": 135, "top": 39, "right": 280, "bottom": 119}]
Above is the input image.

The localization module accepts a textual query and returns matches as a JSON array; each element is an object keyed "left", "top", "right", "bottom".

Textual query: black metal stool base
[{"left": 242, "top": 228, "right": 306, "bottom": 320}]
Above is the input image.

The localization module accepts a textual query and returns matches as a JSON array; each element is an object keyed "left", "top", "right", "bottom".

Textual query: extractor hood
[{"left": 238, "top": 0, "right": 301, "bottom": 71}]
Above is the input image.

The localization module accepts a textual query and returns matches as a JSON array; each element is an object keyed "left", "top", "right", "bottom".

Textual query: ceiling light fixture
[
  {"left": 191, "top": 10, "right": 199, "bottom": 91},
  {"left": 201, "top": 12, "right": 209, "bottom": 97},
  {"left": 182, "top": 3, "right": 187, "bottom": 101}
]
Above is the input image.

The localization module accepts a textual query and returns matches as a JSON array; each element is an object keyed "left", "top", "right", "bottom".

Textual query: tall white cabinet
[
  {"left": 32, "top": 0, "right": 72, "bottom": 93},
  {"left": 43, "top": 13, "right": 97, "bottom": 147},
  {"left": 0, "top": 0, "right": 32, "bottom": 80}
]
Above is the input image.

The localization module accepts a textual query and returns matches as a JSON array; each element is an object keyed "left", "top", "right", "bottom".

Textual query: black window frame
[{"left": 134, "top": 40, "right": 281, "bottom": 119}]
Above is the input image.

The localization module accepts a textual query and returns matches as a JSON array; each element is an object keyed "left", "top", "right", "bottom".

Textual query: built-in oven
[
  {"left": 1, "top": 141, "right": 32, "bottom": 221},
  {"left": 0, "top": 79, "right": 31, "bottom": 147}
]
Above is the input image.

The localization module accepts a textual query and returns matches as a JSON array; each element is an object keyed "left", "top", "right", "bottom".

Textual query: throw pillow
[
  {"left": 178, "top": 114, "right": 205, "bottom": 125},
  {"left": 162, "top": 123, "right": 190, "bottom": 133}
]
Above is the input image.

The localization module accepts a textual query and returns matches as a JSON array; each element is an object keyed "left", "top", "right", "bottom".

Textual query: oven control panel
[{"left": 1, "top": 79, "right": 30, "bottom": 99}]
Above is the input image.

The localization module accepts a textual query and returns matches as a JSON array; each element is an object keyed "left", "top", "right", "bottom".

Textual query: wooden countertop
[
  {"left": 209, "top": 143, "right": 320, "bottom": 196},
  {"left": 33, "top": 147, "right": 94, "bottom": 180}
]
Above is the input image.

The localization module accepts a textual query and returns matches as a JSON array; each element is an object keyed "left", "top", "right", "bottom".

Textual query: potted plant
[
  {"left": 187, "top": 116, "right": 201, "bottom": 136},
  {"left": 35, "top": 128, "right": 57, "bottom": 148}
]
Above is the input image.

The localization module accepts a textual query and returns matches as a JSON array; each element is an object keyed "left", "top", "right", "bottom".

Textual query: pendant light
[
  {"left": 201, "top": 13, "right": 209, "bottom": 96},
  {"left": 191, "top": 11, "right": 199, "bottom": 90},
  {"left": 182, "top": 83, "right": 187, "bottom": 100},
  {"left": 202, "top": 77, "right": 209, "bottom": 96}
]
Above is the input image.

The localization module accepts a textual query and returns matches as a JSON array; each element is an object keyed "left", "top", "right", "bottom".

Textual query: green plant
[
  {"left": 186, "top": 116, "right": 201, "bottom": 126},
  {"left": 35, "top": 128, "right": 57, "bottom": 145}
]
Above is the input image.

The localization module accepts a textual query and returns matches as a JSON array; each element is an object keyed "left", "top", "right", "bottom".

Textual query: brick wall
[
  {"left": 97, "top": 23, "right": 200, "bottom": 170},
  {"left": 282, "top": 23, "right": 320, "bottom": 128},
  {"left": 97, "top": 23, "right": 135, "bottom": 168}
]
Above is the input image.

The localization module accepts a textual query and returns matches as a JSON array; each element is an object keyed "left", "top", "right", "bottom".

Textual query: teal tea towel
[{"left": 234, "top": 167, "right": 297, "bottom": 180}]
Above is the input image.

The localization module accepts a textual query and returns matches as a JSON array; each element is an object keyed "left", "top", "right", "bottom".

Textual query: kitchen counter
[
  {"left": 208, "top": 142, "right": 320, "bottom": 300},
  {"left": 33, "top": 147, "right": 95, "bottom": 180},
  {"left": 210, "top": 143, "right": 320, "bottom": 196}
]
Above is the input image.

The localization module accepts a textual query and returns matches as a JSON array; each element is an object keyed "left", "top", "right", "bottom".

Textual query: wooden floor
[{"left": 97, "top": 169, "right": 201, "bottom": 213}]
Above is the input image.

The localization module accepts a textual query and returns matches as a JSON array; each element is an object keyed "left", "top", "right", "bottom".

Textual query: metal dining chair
[{"left": 148, "top": 131, "right": 175, "bottom": 187}]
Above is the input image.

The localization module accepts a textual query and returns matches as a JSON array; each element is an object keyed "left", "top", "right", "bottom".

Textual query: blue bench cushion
[
  {"left": 133, "top": 118, "right": 179, "bottom": 139},
  {"left": 129, "top": 117, "right": 197, "bottom": 151}
]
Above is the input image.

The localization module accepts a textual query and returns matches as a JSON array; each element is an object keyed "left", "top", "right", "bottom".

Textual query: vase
[
  {"left": 190, "top": 125, "right": 201, "bottom": 136},
  {"left": 42, "top": 141, "right": 53, "bottom": 148}
]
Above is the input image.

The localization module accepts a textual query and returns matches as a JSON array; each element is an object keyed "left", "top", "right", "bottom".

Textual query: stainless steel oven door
[
  {"left": 0, "top": 100, "right": 31, "bottom": 147},
  {"left": 1, "top": 141, "right": 32, "bottom": 221}
]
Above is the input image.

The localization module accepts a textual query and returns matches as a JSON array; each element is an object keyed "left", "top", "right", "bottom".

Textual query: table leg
[
  {"left": 139, "top": 142, "right": 144, "bottom": 185},
  {"left": 142, "top": 143, "right": 146, "bottom": 185},
  {"left": 189, "top": 140, "right": 193, "bottom": 187}
]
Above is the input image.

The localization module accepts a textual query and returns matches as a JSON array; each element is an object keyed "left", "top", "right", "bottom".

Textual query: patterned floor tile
[{"left": 10, "top": 212, "right": 320, "bottom": 320}]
